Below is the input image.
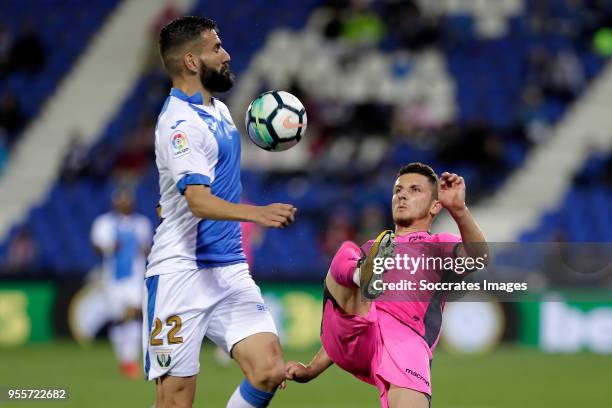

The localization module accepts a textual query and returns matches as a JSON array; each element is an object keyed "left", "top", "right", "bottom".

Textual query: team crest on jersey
[
  {"left": 171, "top": 131, "right": 190, "bottom": 158},
  {"left": 155, "top": 348, "right": 172, "bottom": 368}
]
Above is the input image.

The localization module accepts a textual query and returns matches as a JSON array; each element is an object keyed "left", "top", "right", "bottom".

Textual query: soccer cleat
[{"left": 359, "top": 230, "right": 395, "bottom": 300}]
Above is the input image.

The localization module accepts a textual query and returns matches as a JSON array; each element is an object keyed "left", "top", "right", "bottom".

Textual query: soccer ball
[{"left": 245, "top": 91, "right": 307, "bottom": 151}]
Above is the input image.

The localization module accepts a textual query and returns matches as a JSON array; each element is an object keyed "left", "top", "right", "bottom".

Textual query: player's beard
[
  {"left": 393, "top": 206, "right": 430, "bottom": 228},
  {"left": 200, "top": 62, "right": 234, "bottom": 93}
]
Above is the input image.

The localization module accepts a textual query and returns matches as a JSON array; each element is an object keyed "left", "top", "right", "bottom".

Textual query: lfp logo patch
[{"left": 171, "top": 131, "right": 190, "bottom": 158}]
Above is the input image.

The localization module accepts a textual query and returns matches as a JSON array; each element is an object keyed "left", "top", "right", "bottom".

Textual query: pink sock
[{"left": 329, "top": 241, "right": 361, "bottom": 288}]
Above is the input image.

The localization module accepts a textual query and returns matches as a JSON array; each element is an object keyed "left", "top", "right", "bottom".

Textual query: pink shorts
[{"left": 321, "top": 292, "right": 432, "bottom": 407}]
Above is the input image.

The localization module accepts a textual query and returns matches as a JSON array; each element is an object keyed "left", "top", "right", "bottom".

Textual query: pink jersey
[
  {"left": 367, "top": 231, "right": 461, "bottom": 351},
  {"left": 320, "top": 230, "right": 462, "bottom": 404}
]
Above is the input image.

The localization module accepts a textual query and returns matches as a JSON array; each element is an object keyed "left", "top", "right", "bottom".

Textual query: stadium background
[{"left": 0, "top": 0, "right": 611, "bottom": 406}]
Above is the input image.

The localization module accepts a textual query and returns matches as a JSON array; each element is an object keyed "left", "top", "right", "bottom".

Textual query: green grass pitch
[{"left": 0, "top": 341, "right": 610, "bottom": 407}]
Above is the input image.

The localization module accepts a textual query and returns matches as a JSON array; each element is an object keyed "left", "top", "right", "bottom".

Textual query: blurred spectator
[
  {"left": 593, "top": 27, "right": 612, "bottom": 57},
  {"left": 9, "top": 23, "right": 46, "bottom": 74},
  {"left": 581, "top": 1, "right": 612, "bottom": 45},
  {"left": 525, "top": 46, "right": 585, "bottom": 105},
  {"left": 382, "top": 0, "right": 441, "bottom": 51},
  {"left": 438, "top": 120, "right": 507, "bottom": 191},
  {"left": 150, "top": 1, "right": 180, "bottom": 46},
  {"left": 357, "top": 203, "right": 386, "bottom": 244},
  {"left": 59, "top": 133, "right": 90, "bottom": 183},
  {"left": 0, "top": 23, "right": 13, "bottom": 76},
  {"left": 323, "top": 0, "right": 351, "bottom": 9},
  {"left": 6, "top": 227, "right": 37, "bottom": 272},
  {"left": 392, "top": 97, "right": 441, "bottom": 137},
  {"left": 524, "top": 46, "right": 552, "bottom": 88},
  {"left": 113, "top": 140, "right": 153, "bottom": 181},
  {"left": 351, "top": 102, "right": 392, "bottom": 134},
  {"left": 0, "top": 131, "right": 7, "bottom": 173},
  {"left": 130, "top": 112, "right": 156, "bottom": 150},
  {"left": 319, "top": 136, "right": 358, "bottom": 173},
  {"left": 545, "top": 50, "right": 585, "bottom": 102},
  {"left": 0, "top": 92, "right": 25, "bottom": 142},
  {"left": 340, "top": 0, "right": 386, "bottom": 47},
  {"left": 518, "top": 86, "right": 552, "bottom": 144},
  {"left": 322, "top": 7, "right": 344, "bottom": 40},
  {"left": 113, "top": 113, "right": 155, "bottom": 181},
  {"left": 320, "top": 208, "right": 357, "bottom": 259},
  {"left": 0, "top": 92, "right": 25, "bottom": 143},
  {"left": 88, "top": 142, "right": 115, "bottom": 183},
  {"left": 519, "top": 85, "right": 545, "bottom": 122},
  {"left": 320, "top": 0, "right": 352, "bottom": 37},
  {"left": 141, "top": 1, "right": 179, "bottom": 73},
  {"left": 573, "top": 149, "right": 612, "bottom": 187},
  {"left": 603, "top": 155, "right": 612, "bottom": 186}
]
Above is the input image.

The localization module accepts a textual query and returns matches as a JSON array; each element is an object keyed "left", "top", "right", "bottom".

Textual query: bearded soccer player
[
  {"left": 285, "top": 163, "right": 488, "bottom": 408},
  {"left": 144, "top": 16, "right": 296, "bottom": 408}
]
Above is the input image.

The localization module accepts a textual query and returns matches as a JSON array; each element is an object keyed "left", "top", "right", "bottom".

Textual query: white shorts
[
  {"left": 104, "top": 275, "right": 143, "bottom": 320},
  {"left": 142, "top": 263, "right": 277, "bottom": 381},
  {"left": 68, "top": 271, "right": 143, "bottom": 342}
]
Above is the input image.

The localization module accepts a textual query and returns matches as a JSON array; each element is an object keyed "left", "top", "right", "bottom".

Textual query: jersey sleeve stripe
[{"left": 176, "top": 173, "right": 211, "bottom": 195}]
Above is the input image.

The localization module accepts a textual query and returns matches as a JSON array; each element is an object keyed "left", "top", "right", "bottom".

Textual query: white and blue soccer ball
[{"left": 245, "top": 90, "right": 307, "bottom": 152}]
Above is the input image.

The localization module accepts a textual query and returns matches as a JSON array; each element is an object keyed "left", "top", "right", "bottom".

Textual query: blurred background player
[
  {"left": 90, "top": 187, "right": 152, "bottom": 379},
  {"left": 145, "top": 16, "right": 296, "bottom": 408},
  {"left": 286, "top": 163, "right": 487, "bottom": 408}
]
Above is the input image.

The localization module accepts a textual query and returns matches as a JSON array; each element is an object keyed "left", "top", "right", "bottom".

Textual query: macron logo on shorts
[{"left": 405, "top": 368, "right": 430, "bottom": 387}]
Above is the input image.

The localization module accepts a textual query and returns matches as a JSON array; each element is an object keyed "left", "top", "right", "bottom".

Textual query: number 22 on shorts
[{"left": 150, "top": 315, "right": 184, "bottom": 346}]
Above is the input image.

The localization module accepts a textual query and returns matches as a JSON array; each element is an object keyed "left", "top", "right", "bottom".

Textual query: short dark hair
[
  {"left": 159, "top": 16, "right": 218, "bottom": 76},
  {"left": 397, "top": 162, "right": 439, "bottom": 199}
]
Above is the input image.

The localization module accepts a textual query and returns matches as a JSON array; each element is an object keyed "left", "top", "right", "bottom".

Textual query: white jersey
[
  {"left": 91, "top": 212, "right": 152, "bottom": 282},
  {"left": 146, "top": 88, "right": 246, "bottom": 277}
]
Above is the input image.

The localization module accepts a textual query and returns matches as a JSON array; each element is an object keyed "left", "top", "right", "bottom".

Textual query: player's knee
[
  {"left": 258, "top": 365, "right": 286, "bottom": 391},
  {"left": 329, "top": 241, "right": 361, "bottom": 288},
  {"left": 250, "top": 358, "right": 285, "bottom": 391},
  {"left": 336, "top": 241, "right": 361, "bottom": 259}
]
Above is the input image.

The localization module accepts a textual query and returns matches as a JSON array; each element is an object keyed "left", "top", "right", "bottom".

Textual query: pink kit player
[{"left": 285, "top": 162, "right": 489, "bottom": 408}]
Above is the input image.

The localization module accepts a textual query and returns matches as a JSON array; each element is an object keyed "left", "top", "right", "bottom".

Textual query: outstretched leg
[
  {"left": 326, "top": 230, "right": 394, "bottom": 316},
  {"left": 325, "top": 240, "right": 369, "bottom": 316}
]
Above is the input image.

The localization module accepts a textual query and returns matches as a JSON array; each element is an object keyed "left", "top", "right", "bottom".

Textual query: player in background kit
[{"left": 91, "top": 187, "right": 152, "bottom": 379}]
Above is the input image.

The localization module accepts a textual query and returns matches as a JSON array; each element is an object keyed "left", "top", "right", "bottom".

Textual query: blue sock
[{"left": 227, "top": 379, "right": 275, "bottom": 408}]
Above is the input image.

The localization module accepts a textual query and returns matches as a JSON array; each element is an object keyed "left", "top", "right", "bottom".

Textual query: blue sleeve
[{"left": 176, "top": 173, "right": 212, "bottom": 195}]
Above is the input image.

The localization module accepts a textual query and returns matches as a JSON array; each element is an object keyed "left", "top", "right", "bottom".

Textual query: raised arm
[
  {"left": 438, "top": 172, "right": 489, "bottom": 260},
  {"left": 285, "top": 347, "right": 334, "bottom": 383}
]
